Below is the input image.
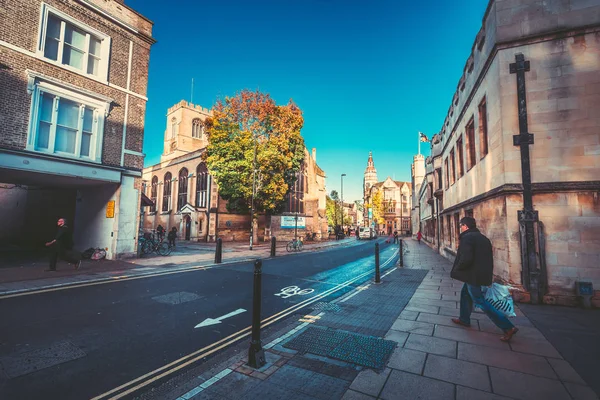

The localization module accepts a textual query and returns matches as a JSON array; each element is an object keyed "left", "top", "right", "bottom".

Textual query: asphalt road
[{"left": 0, "top": 239, "right": 399, "bottom": 400}]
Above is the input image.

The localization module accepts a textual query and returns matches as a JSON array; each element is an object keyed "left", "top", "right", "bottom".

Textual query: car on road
[{"left": 358, "top": 227, "right": 376, "bottom": 240}]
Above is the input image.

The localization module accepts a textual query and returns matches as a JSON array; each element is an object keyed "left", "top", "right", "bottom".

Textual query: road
[{"left": 0, "top": 239, "right": 399, "bottom": 400}]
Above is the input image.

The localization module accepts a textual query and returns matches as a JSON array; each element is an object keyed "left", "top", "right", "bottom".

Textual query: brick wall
[{"left": 0, "top": 0, "right": 152, "bottom": 171}]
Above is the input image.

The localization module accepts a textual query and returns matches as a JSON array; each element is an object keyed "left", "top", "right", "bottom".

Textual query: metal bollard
[
  {"left": 375, "top": 242, "right": 381, "bottom": 283},
  {"left": 270, "top": 236, "right": 276, "bottom": 257},
  {"left": 248, "top": 259, "right": 266, "bottom": 368},
  {"left": 399, "top": 239, "right": 404, "bottom": 267},
  {"left": 215, "top": 238, "right": 222, "bottom": 264}
]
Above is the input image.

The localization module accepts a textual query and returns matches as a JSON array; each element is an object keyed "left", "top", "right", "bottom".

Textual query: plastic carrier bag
[
  {"left": 91, "top": 248, "right": 107, "bottom": 260},
  {"left": 482, "top": 283, "right": 516, "bottom": 318}
]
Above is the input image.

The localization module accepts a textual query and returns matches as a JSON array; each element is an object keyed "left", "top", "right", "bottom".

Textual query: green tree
[
  {"left": 326, "top": 195, "right": 337, "bottom": 228},
  {"left": 203, "top": 90, "right": 305, "bottom": 242}
]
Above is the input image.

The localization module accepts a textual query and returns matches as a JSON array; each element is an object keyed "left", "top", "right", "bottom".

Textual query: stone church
[
  {"left": 141, "top": 100, "right": 328, "bottom": 243},
  {"left": 363, "top": 152, "right": 412, "bottom": 236}
]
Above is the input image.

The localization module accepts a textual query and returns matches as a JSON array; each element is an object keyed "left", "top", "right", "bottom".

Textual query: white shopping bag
[{"left": 482, "top": 283, "right": 516, "bottom": 318}]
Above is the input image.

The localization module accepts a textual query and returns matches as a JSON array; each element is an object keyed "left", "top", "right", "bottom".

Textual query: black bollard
[
  {"left": 248, "top": 259, "right": 266, "bottom": 368},
  {"left": 270, "top": 236, "right": 276, "bottom": 257},
  {"left": 399, "top": 239, "right": 404, "bottom": 267},
  {"left": 215, "top": 238, "right": 222, "bottom": 264},
  {"left": 375, "top": 242, "right": 381, "bottom": 283}
]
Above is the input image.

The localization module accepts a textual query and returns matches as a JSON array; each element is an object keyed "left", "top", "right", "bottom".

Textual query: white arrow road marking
[{"left": 194, "top": 309, "right": 246, "bottom": 329}]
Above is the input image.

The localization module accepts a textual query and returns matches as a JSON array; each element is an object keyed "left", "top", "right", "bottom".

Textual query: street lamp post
[{"left": 341, "top": 173, "right": 346, "bottom": 234}]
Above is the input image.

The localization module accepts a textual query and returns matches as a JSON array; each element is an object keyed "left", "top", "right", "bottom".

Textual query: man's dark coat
[{"left": 450, "top": 228, "right": 494, "bottom": 286}]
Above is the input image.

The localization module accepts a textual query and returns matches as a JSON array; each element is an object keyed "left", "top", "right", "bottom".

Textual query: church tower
[
  {"left": 161, "top": 100, "right": 212, "bottom": 163},
  {"left": 364, "top": 151, "right": 378, "bottom": 196}
]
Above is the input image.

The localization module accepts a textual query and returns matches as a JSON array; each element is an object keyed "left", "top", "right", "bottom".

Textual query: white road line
[{"left": 194, "top": 309, "right": 246, "bottom": 328}]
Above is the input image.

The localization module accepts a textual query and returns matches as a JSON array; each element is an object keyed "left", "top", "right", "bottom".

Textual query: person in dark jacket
[
  {"left": 45, "top": 217, "right": 81, "bottom": 271},
  {"left": 450, "top": 217, "right": 518, "bottom": 342}
]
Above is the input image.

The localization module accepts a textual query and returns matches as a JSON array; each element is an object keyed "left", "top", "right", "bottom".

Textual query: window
[
  {"left": 444, "top": 158, "right": 449, "bottom": 189},
  {"left": 450, "top": 149, "right": 456, "bottom": 185},
  {"left": 440, "top": 216, "right": 444, "bottom": 243},
  {"left": 196, "top": 163, "right": 209, "bottom": 208},
  {"left": 192, "top": 119, "right": 203, "bottom": 139},
  {"left": 479, "top": 98, "right": 489, "bottom": 158},
  {"left": 171, "top": 118, "right": 177, "bottom": 139},
  {"left": 39, "top": 4, "right": 110, "bottom": 79},
  {"left": 150, "top": 176, "right": 158, "bottom": 213},
  {"left": 163, "top": 172, "right": 172, "bottom": 212},
  {"left": 457, "top": 136, "right": 464, "bottom": 178},
  {"left": 177, "top": 168, "right": 188, "bottom": 211},
  {"left": 27, "top": 79, "right": 107, "bottom": 162},
  {"left": 466, "top": 117, "right": 477, "bottom": 170},
  {"left": 436, "top": 168, "right": 442, "bottom": 191},
  {"left": 285, "top": 169, "right": 305, "bottom": 214},
  {"left": 446, "top": 215, "right": 452, "bottom": 244}
]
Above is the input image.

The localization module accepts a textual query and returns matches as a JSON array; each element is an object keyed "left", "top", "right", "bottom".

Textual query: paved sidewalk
[
  {"left": 152, "top": 239, "right": 599, "bottom": 400},
  {"left": 0, "top": 238, "right": 358, "bottom": 296}
]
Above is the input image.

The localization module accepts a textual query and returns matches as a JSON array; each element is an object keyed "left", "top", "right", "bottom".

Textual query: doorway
[{"left": 184, "top": 215, "right": 191, "bottom": 240}]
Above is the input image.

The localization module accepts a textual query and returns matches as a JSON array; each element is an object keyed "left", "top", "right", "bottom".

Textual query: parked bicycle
[
  {"left": 140, "top": 233, "right": 172, "bottom": 256},
  {"left": 286, "top": 237, "right": 303, "bottom": 252},
  {"left": 304, "top": 232, "right": 317, "bottom": 242}
]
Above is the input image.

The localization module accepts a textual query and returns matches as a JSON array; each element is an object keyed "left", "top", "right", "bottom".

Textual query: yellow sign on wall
[{"left": 106, "top": 200, "right": 115, "bottom": 218}]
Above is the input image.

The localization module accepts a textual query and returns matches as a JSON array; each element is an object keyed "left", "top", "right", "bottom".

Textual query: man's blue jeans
[{"left": 459, "top": 283, "right": 514, "bottom": 331}]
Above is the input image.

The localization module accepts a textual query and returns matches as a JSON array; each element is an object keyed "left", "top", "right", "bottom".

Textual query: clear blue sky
[{"left": 128, "top": 0, "right": 488, "bottom": 203}]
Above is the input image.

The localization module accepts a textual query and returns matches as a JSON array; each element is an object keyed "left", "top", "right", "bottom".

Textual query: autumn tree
[
  {"left": 371, "top": 190, "right": 385, "bottom": 225},
  {"left": 203, "top": 90, "right": 305, "bottom": 243},
  {"left": 326, "top": 190, "right": 339, "bottom": 228}
]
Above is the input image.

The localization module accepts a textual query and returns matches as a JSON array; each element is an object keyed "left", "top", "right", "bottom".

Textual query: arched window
[
  {"left": 196, "top": 163, "right": 209, "bottom": 208},
  {"left": 171, "top": 118, "right": 177, "bottom": 139},
  {"left": 150, "top": 176, "right": 158, "bottom": 213},
  {"left": 177, "top": 168, "right": 189, "bottom": 210},
  {"left": 163, "top": 172, "right": 172, "bottom": 211},
  {"left": 192, "top": 119, "right": 203, "bottom": 139}
]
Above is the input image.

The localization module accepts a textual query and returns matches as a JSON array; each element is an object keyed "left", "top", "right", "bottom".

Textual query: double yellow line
[{"left": 92, "top": 249, "right": 398, "bottom": 400}]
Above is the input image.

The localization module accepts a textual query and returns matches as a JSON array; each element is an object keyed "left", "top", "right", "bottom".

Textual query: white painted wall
[{"left": 115, "top": 175, "right": 139, "bottom": 258}]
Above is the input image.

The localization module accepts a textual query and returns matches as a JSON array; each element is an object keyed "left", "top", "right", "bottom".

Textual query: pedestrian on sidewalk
[
  {"left": 156, "top": 224, "right": 165, "bottom": 241},
  {"left": 450, "top": 216, "right": 519, "bottom": 342},
  {"left": 168, "top": 227, "right": 177, "bottom": 248},
  {"left": 393, "top": 230, "right": 398, "bottom": 244},
  {"left": 416, "top": 231, "right": 422, "bottom": 244},
  {"left": 45, "top": 217, "right": 81, "bottom": 271}
]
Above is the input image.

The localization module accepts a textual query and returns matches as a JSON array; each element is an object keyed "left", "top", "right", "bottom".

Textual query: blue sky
[{"left": 128, "top": 0, "right": 488, "bottom": 203}]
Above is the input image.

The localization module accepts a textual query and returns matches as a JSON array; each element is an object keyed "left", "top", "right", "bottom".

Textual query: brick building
[
  {"left": 412, "top": 0, "right": 600, "bottom": 306},
  {"left": 0, "top": 0, "right": 154, "bottom": 259},
  {"left": 142, "top": 100, "right": 328, "bottom": 243},
  {"left": 363, "top": 152, "right": 412, "bottom": 235}
]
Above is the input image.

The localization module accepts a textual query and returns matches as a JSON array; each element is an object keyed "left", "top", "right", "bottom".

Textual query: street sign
[
  {"left": 106, "top": 200, "right": 115, "bottom": 218},
  {"left": 281, "top": 215, "right": 305, "bottom": 228}
]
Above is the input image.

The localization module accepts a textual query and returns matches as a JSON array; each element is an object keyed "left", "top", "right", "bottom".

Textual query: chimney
[{"left": 312, "top": 148, "right": 317, "bottom": 161}]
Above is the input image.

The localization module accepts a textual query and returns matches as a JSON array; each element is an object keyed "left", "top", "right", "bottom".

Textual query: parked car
[{"left": 358, "top": 227, "right": 376, "bottom": 240}]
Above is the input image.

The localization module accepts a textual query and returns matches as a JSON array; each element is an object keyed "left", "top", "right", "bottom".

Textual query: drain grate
[
  {"left": 284, "top": 326, "right": 396, "bottom": 370},
  {"left": 0, "top": 341, "right": 86, "bottom": 379},
  {"left": 310, "top": 302, "right": 342, "bottom": 313}
]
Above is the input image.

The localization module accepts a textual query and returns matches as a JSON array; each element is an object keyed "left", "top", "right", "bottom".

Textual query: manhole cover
[
  {"left": 284, "top": 326, "right": 396, "bottom": 369},
  {"left": 310, "top": 302, "right": 342, "bottom": 313},
  {"left": 0, "top": 341, "right": 86, "bottom": 378}
]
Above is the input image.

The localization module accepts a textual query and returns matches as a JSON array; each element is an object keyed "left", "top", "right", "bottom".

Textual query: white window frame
[
  {"left": 37, "top": 3, "right": 111, "bottom": 82},
  {"left": 26, "top": 76, "right": 108, "bottom": 163}
]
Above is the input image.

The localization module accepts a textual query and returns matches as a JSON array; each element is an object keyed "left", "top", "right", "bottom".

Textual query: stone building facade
[
  {"left": 0, "top": 0, "right": 154, "bottom": 259},
  {"left": 363, "top": 152, "right": 412, "bottom": 235},
  {"left": 412, "top": 0, "right": 600, "bottom": 306},
  {"left": 142, "top": 101, "right": 328, "bottom": 243}
]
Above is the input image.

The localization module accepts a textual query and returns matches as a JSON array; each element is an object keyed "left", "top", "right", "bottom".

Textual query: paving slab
[
  {"left": 341, "top": 390, "right": 376, "bottom": 400},
  {"left": 456, "top": 386, "right": 514, "bottom": 400},
  {"left": 300, "top": 372, "right": 350, "bottom": 400},
  {"left": 383, "top": 330, "right": 409, "bottom": 346},
  {"left": 548, "top": 358, "right": 587, "bottom": 385},
  {"left": 509, "top": 337, "right": 563, "bottom": 359},
  {"left": 379, "top": 369, "right": 455, "bottom": 400},
  {"left": 424, "top": 354, "right": 491, "bottom": 392},
  {"left": 489, "top": 367, "right": 571, "bottom": 400},
  {"left": 398, "top": 310, "right": 419, "bottom": 321},
  {"left": 404, "top": 304, "right": 440, "bottom": 314},
  {"left": 404, "top": 334, "right": 457, "bottom": 358},
  {"left": 386, "top": 347, "right": 427, "bottom": 374},
  {"left": 564, "top": 382, "right": 600, "bottom": 400},
  {"left": 434, "top": 325, "right": 511, "bottom": 350},
  {"left": 348, "top": 368, "right": 391, "bottom": 397},
  {"left": 390, "top": 319, "right": 435, "bottom": 336},
  {"left": 457, "top": 342, "right": 557, "bottom": 379},
  {"left": 417, "top": 312, "right": 480, "bottom": 330}
]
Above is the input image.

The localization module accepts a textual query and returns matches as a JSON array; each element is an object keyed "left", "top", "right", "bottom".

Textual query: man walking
[
  {"left": 450, "top": 217, "right": 518, "bottom": 342},
  {"left": 46, "top": 217, "right": 81, "bottom": 271}
]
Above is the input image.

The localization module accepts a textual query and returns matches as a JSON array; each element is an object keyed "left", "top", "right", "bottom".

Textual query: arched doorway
[{"left": 184, "top": 215, "right": 191, "bottom": 240}]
